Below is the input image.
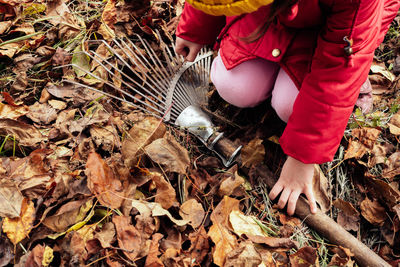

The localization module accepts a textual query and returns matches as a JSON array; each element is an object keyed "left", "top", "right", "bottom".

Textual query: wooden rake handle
[{"left": 207, "top": 132, "right": 242, "bottom": 167}]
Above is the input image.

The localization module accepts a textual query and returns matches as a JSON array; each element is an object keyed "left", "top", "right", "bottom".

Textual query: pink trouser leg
[
  {"left": 210, "top": 54, "right": 280, "bottom": 108},
  {"left": 210, "top": 54, "right": 299, "bottom": 122},
  {"left": 271, "top": 68, "right": 299, "bottom": 122}
]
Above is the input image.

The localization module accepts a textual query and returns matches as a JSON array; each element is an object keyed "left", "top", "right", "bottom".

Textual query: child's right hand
[{"left": 175, "top": 37, "right": 203, "bottom": 62}]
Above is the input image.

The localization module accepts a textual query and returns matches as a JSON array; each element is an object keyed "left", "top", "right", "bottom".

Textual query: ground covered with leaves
[{"left": 0, "top": 0, "right": 400, "bottom": 266}]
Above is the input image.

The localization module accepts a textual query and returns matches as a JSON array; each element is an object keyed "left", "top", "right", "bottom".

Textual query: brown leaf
[
  {"left": 313, "top": 165, "right": 331, "bottom": 212},
  {"left": 144, "top": 233, "right": 164, "bottom": 267},
  {"left": 382, "top": 152, "right": 400, "bottom": 179},
  {"left": 368, "top": 143, "right": 395, "bottom": 167},
  {"left": 13, "top": 54, "right": 41, "bottom": 72},
  {"left": 328, "top": 246, "right": 354, "bottom": 267},
  {"left": 0, "top": 179, "right": 24, "bottom": 218},
  {"left": 102, "top": 0, "right": 117, "bottom": 29},
  {"left": 333, "top": 199, "right": 360, "bottom": 231},
  {"left": 210, "top": 196, "right": 240, "bottom": 228},
  {"left": 179, "top": 198, "right": 205, "bottom": 228},
  {"left": 0, "top": 42, "right": 23, "bottom": 58},
  {"left": 388, "top": 112, "right": 400, "bottom": 135},
  {"left": 0, "top": 21, "right": 12, "bottom": 34},
  {"left": 344, "top": 128, "right": 381, "bottom": 159},
  {"left": 360, "top": 197, "right": 386, "bottom": 225},
  {"left": 289, "top": 246, "right": 319, "bottom": 267},
  {"left": 90, "top": 124, "right": 121, "bottom": 151},
  {"left": 186, "top": 226, "right": 209, "bottom": 264},
  {"left": 51, "top": 47, "right": 72, "bottom": 66},
  {"left": 36, "top": 45, "right": 56, "bottom": 57},
  {"left": 27, "top": 102, "right": 58, "bottom": 124},
  {"left": 224, "top": 241, "right": 262, "bottom": 267},
  {"left": 95, "top": 222, "right": 116, "bottom": 248},
  {"left": 86, "top": 152, "right": 124, "bottom": 209},
  {"left": 122, "top": 116, "right": 166, "bottom": 167},
  {"left": 11, "top": 71, "right": 28, "bottom": 91},
  {"left": 364, "top": 175, "right": 400, "bottom": 206},
  {"left": 145, "top": 132, "right": 190, "bottom": 174},
  {"left": 25, "top": 244, "right": 45, "bottom": 267},
  {"left": 241, "top": 138, "right": 265, "bottom": 168},
  {"left": 43, "top": 199, "right": 92, "bottom": 232},
  {"left": 150, "top": 171, "right": 177, "bottom": 209},
  {"left": 2, "top": 198, "right": 35, "bottom": 245},
  {"left": 219, "top": 170, "right": 246, "bottom": 197},
  {"left": 246, "top": 234, "right": 299, "bottom": 249},
  {"left": 0, "top": 119, "right": 46, "bottom": 147},
  {"left": 208, "top": 224, "right": 238, "bottom": 267},
  {"left": 0, "top": 102, "right": 29, "bottom": 119},
  {"left": 113, "top": 215, "right": 142, "bottom": 261}
]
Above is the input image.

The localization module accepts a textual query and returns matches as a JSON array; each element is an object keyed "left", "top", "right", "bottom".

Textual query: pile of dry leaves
[{"left": 0, "top": 0, "right": 400, "bottom": 266}]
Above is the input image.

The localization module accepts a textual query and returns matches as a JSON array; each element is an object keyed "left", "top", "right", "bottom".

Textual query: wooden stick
[{"left": 250, "top": 164, "right": 390, "bottom": 267}]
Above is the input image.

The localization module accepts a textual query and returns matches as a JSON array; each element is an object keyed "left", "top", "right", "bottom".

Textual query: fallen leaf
[
  {"left": 95, "top": 222, "right": 116, "bottom": 248},
  {"left": 333, "top": 199, "right": 360, "bottom": 232},
  {"left": 90, "top": 124, "right": 121, "bottom": 151},
  {"left": 113, "top": 215, "right": 142, "bottom": 261},
  {"left": 364, "top": 175, "right": 400, "bottom": 206},
  {"left": 0, "top": 119, "right": 46, "bottom": 147},
  {"left": 208, "top": 224, "right": 238, "bottom": 267},
  {"left": 382, "top": 152, "right": 400, "bottom": 179},
  {"left": 360, "top": 197, "right": 386, "bottom": 226},
  {"left": 186, "top": 227, "right": 210, "bottom": 264},
  {"left": 0, "top": 102, "right": 29, "bottom": 119},
  {"left": 179, "top": 198, "right": 205, "bottom": 228},
  {"left": 224, "top": 241, "right": 262, "bottom": 267},
  {"left": 145, "top": 132, "right": 190, "bottom": 174},
  {"left": 0, "top": 179, "right": 24, "bottom": 218},
  {"left": 86, "top": 152, "right": 124, "bottom": 209},
  {"left": 51, "top": 47, "right": 72, "bottom": 66},
  {"left": 132, "top": 199, "right": 189, "bottom": 226},
  {"left": 313, "top": 165, "right": 331, "bottom": 212},
  {"left": 289, "top": 246, "right": 319, "bottom": 267},
  {"left": 0, "top": 21, "right": 12, "bottom": 34},
  {"left": 246, "top": 234, "right": 299, "bottom": 249},
  {"left": 370, "top": 63, "right": 396, "bottom": 82},
  {"left": 43, "top": 199, "right": 93, "bottom": 232},
  {"left": 388, "top": 112, "right": 400, "bottom": 135},
  {"left": 2, "top": 199, "right": 35, "bottom": 245},
  {"left": 218, "top": 170, "right": 245, "bottom": 197},
  {"left": 344, "top": 128, "right": 381, "bottom": 159},
  {"left": 48, "top": 100, "right": 67, "bottom": 110},
  {"left": 144, "top": 233, "right": 164, "bottom": 267},
  {"left": 102, "top": 0, "right": 117, "bottom": 29},
  {"left": 36, "top": 45, "right": 56, "bottom": 57},
  {"left": 329, "top": 246, "right": 354, "bottom": 267},
  {"left": 27, "top": 102, "right": 58, "bottom": 124},
  {"left": 211, "top": 196, "right": 240, "bottom": 228},
  {"left": 122, "top": 116, "right": 166, "bottom": 167},
  {"left": 229, "top": 210, "right": 266, "bottom": 237},
  {"left": 368, "top": 143, "right": 395, "bottom": 167},
  {"left": 72, "top": 44, "right": 90, "bottom": 77},
  {"left": 25, "top": 244, "right": 45, "bottom": 267},
  {"left": 241, "top": 138, "right": 265, "bottom": 168},
  {"left": 150, "top": 171, "right": 177, "bottom": 209},
  {"left": 0, "top": 236, "right": 13, "bottom": 267}
]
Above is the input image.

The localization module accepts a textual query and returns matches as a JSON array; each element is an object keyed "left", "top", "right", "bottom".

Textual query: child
[{"left": 175, "top": 0, "right": 400, "bottom": 216}]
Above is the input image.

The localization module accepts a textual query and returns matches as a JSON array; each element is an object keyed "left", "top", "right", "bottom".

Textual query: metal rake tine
[
  {"left": 100, "top": 39, "right": 170, "bottom": 97},
  {"left": 115, "top": 38, "right": 172, "bottom": 92},
  {"left": 87, "top": 49, "right": 166, "bottom": 104},
  {"left": 62, "top": 79, "right": 163, "bottom": 119},
  {"left": 58, "top": 63, "right": 167, "bottom": 118}
]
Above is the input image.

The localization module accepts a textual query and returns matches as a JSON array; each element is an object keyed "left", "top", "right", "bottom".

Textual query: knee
[{"left": 271, "top": 96, "right": 293, "bottom": 122}]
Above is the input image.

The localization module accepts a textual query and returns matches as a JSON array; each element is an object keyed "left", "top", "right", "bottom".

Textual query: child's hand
[
  {"left": 175, "top": 37, "right": 203, "bottom": 62},
  {"left": 269, "top": 156, "right": 318, "bottom": 216}
]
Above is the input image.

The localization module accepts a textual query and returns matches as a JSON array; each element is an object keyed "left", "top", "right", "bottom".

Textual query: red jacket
[{"left": 176, "top": 0, "right": 400, "bottom": 164}]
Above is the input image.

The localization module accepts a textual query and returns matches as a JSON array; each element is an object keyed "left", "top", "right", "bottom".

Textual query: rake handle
[{"left": 208, "top": 132, "right": 242, "bottom": 167}]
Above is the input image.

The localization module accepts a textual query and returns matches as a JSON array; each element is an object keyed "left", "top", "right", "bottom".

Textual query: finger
[
  {"left": 175, "top": 44, "right": 188, "bottom": 57},
  {"left": 287, "top": 191, "right": 301, "bottom": 216},
  {"left": 277, "top": 188, "right": 291, "bottom": 210},
  {"left": 185, "top": 47, "right": 198, "bottom": 62},
  {"left": 304, "top": 187, "right": 318, "bottom": 214},
  {"left": 269, "top": 183, "right": 283, "bottom": 201}
]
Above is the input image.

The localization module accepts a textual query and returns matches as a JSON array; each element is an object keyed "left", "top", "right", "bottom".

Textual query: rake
[{"left": 59, "top": 31, "right": 242, "bottom": 167}]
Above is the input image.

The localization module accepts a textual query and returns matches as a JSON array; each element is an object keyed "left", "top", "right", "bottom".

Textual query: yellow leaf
[
  {"left": 208, "top": 224, "right": 237, "bottom": 266},
  {"left": 42, "top": 246, "right": 54, "bottom": 267},
  {"left": 2, "top": 199, "right": 35, "bottom": 245},
  {"left": 229, "top": 210, "right": 266, "bottom": 237}
]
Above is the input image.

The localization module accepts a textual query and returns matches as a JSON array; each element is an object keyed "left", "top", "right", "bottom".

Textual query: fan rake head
[
  {"left": 60, "top": 32, "right": 213, "bottom": 123},
  {"left": 59, "top": 32, "right": 241, "bottom": 167}
]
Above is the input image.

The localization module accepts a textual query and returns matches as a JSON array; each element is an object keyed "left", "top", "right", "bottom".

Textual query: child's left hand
[{"left": 269, "top": 156, "right": 318, "bottom": 216}]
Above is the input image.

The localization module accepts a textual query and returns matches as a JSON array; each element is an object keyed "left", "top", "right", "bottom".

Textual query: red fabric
[{"left": 176, "top": 0, "right": 400, "bottom": 164}]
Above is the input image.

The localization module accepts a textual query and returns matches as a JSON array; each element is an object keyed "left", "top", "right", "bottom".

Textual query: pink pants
[{"left": 210, "top": 54, "right": 298, "bottom": 122}]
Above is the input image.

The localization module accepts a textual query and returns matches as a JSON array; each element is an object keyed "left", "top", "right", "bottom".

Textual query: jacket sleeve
[
  {"left": 279, "top": 0, "right": 388, "bottom": 164},
  {"left": 176, "top": 3, "right": 226, "bottom": 45}
]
